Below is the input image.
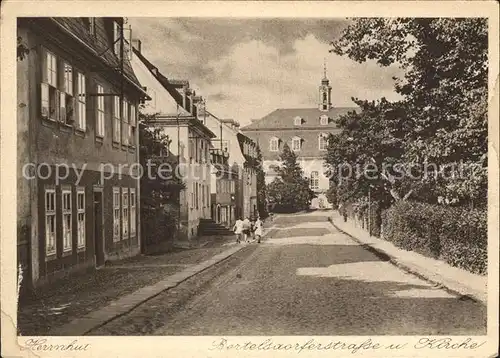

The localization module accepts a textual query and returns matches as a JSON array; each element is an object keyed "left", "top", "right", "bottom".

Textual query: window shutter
[
  {"left": 59, "top": 91, "right": 67, "bottom": 123},
  {"left": 55, "top": 89, "right": 61, "bottom": 122},
  {"left": 41, "top": 83, "right": 49, "bottom": 118},
  {"left": 41, "top": 48, "right": 48, "bottom": 83}
]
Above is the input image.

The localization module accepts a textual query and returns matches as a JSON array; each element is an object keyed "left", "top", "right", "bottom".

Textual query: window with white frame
[
  {"left": 62, "top": 189, "right": 72, "bottom": 252},
  {"left": 45, "top": 189, "right": 57, "bottom": 256},
  {"left": 113, "top": 96, "right": 121, "bottom": 142},
  {"left": 76, "top": 72, "right": 86, "bottom": 130},
  {"left": 41, "top": 50, "right": 58, "bottom": 121},
  {"left": 320, "top": 115, "right": 329, "bottom": 125},
  {"left": 96, "top": 84, "right": 105, "bottom": 137},
  {"left": 310, "top": 171, "right": 319, "bottom": 190},
  {"left": 292, "top": 137, "right": 302, "bottom": 151},
  {"left": 130, "top": 188, "right": 136, "bottom": 236},
  {"left": 269, "top": 137, "right": 279, "bottom": 152},
  {"left": 319, "top": 133, "right": 328, "bottom": 151},
  {"left": 77, "top": 188, "right": 86, "bottom": 249},
  {"left": 294, "top": 116, "right": 302, "bottom": 126},
  {"left": 122, "top": 100, "right": 129, "bottom": 145},
  {"left": 113, "top": 187, "right": 120, "bottom": 241},
  {"left": 122, "top": 188, "right": 129, "bottom": 239}
]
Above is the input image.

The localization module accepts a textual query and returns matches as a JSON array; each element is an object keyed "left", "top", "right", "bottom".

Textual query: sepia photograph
[{"left": 1, "top": 1, "right": 499, "bottom": 357}]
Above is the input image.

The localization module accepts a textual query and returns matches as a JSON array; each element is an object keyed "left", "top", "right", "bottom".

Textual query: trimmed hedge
[{"left": 382, "top": 201, "right": 487, "bottom": 275}]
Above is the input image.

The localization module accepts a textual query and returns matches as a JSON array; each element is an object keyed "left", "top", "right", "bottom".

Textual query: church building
[{"left": 240, "top": 66, "right": 357, "bottom": 209}]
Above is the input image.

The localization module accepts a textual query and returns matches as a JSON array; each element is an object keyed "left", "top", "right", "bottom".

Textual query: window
[
  {"left": 319, "top": 133, "right": 328, "bottom": 151},
  {"left": 130, "top": 188, "right": 136, "bottom": 236},
  {"left": 113, "top": 96, "right": 121, "bottom": 142},
  {"left": 122, "top": 188, "right": 129, "bottom": 239},
  {"left": 62, "top": 189, "right": 72, "bottom": 252},
  {"left": 76, "top": 72, "right": 86, "bottom": 130},
  {"left": 45, "top": 189, "right": 56, "bottom": 256},
  {"left": 310, "top": 171, "right": 319, "bottom": 190},
  {"left": 113, "top": 187, "right": 120, "bottom": 241},
  {"left": 96, "top": 84, "right": 105, "bottom": 137},
  {"left": 269, "top": 137, "right": 279, "bottom": 152},
  {"left": 292, "top": 137, "right": 302, "bottom": 151},
  {"left": 41, "top": 50, "right": 58, "bottom": 121},
  {"left": 59, "top": 62, "right": 75, "bottom": 125},
  {"left": 320, "top": 115, "right": 329, "bottom": 125},
  {"left": 130, "top": 104, "right": 136, "bottom": 146},
  {"left": 196, "top": 183, "right": 199, "bottom": 210},
  {"left": 77, "top": 188, "right": 85, "bottom": 249},
  {"left": 122, "top": 100, "right": 129, "bottom": 145},
  {"left": 294, "top": 116, "right": 302, "bottom": 126}
]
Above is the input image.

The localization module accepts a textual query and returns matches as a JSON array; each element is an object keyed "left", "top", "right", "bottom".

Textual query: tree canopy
[{"left": 326, "top": 18, "right": 488, "bottom": 207}]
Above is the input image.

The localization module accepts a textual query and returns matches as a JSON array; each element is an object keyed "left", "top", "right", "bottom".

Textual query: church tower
[{"left": 318, "top": 59, "right": 332, "bottom": 111}]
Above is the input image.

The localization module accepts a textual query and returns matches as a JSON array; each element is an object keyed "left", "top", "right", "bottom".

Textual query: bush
[{"left": 382, "top": 201, "right": 487, "bottom": 275}]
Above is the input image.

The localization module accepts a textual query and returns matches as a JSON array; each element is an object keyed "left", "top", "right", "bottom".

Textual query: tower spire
[{"left": 323, "top": 57, "right": 327, "bottom": 79}]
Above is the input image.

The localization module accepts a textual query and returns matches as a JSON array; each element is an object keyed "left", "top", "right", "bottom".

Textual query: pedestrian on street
[
  {"left": 254, "top": 217, "right": 263, "bottom": 243},
  {"left": 233, "top": 218, "right": 244, "bottom": 243},
  {"left": 242, "top": 217, "right": 251, "bottom": 243}
]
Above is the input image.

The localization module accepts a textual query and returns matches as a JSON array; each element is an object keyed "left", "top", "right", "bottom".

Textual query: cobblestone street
[{"left": 90, "top": 212, "right": 487, "bottom": 336}]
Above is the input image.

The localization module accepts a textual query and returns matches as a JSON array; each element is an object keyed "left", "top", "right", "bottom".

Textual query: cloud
[{"left": 129, "top": 18, "right": 402, "bottom": 126}]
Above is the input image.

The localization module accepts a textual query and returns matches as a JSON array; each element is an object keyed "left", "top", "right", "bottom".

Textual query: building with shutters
[
  {"left": 17, "top": 17, "right": 149, "bottom": 291},
  {"left": 241, "top": 67, "right": 357, "bottom": 209}
]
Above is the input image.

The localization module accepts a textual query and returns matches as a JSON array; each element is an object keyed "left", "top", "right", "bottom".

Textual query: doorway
[{"left": 93, "top": 190, "right": 105, "bottom": 267}]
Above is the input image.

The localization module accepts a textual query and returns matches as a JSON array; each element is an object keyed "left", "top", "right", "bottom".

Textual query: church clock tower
[{"left": 318, "top": 60, "right": 332, "bottom": 112}]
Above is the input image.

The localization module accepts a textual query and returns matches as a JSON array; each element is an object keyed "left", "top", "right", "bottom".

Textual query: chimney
[{"left": 132, "top": 39, "right": 142, "bottom": 53}]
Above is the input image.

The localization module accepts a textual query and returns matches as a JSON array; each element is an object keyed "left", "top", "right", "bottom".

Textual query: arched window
[
  {"left": 269, "top": 137, "right": 279, "bottom": 152},
  {"left": 292, "top": 136, "right": 302, "bottom": 151},
  {"left": 294, "top": 116, "right": 302, "bottom": 126},
  {"left": 320, "top": 115, "right": 329, "bottom": 125},
  {"left": 318, "top": 133, "right": 328, "bottom": 151},
  {"left": 310, "top": 171, "right": 319, "bottom": 190}
]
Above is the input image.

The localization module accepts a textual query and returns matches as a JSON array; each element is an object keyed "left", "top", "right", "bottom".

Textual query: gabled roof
[{"left": 241, "top": 107, "right": 357, "bottom": 130}]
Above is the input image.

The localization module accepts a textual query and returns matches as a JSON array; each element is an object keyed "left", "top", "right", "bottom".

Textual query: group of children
[{"left": 232, "top": 216, "right": 263, "bottom": 244}]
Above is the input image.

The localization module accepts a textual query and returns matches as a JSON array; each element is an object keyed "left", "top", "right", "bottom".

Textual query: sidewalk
[
  {"left": 18, "top": 225, "right": 276, "bottom": 336},
  {"left": 328, "top": 211, "right": 487, "bottom": 305}
]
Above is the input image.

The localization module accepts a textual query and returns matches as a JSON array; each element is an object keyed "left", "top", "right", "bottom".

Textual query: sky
[{"left": 128, "top": 18, "right": 403, "bottom": 127}]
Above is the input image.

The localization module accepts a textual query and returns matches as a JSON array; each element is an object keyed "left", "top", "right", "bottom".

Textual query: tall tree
[
  {"left": 268, "top": 144, "right": 314, "bottom": 212},
  {"left": 255, "top": 145, "right": 269, "bottom": 219},
  {"left": 329, "top": 18, "right": 488, "bottom": 206}
]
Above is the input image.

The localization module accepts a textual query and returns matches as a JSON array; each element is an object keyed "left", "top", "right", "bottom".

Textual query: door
[{"left": 93, "top": 191, "right": 105, "bottom": 267}]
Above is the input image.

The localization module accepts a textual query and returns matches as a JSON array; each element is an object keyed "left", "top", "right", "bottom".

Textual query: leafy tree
[
  {"left": 139, "top": 112, "right": 185, "bottom": 248},
  {"left": 255, "top": 145, "right": 269, "bottom": 219},
  {"left": 268, "top": 144, "right": 314, "bottom": 213},
  {"left": 329, "top": 18, "right": 488, "bottom": 207}
]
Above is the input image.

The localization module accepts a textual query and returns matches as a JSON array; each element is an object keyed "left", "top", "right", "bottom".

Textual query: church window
[
  {"left": 294, "top": 116, "right": 302, "bottom": 126},
  {"left": 292, "top": 137, "right": 302, "bottom": 152},
  {"left": 269, "top": 137, "right": 279, "bottom": 152},
  {"left": 323, "top": 92, "right": 327, "bottom": 102},
  {"left": 310, "top": 171, "right": 319, "bottom": 190}
]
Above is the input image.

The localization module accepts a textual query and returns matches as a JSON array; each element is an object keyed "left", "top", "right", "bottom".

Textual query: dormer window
[
  {"left": 270, "top": 137, "right": 279, "bottom": 152},
  {"left": 292, "top": 136, "right": 302, "bottom": 151},
  {"left": 294, "top": 116, "right": 302, "bottom": 126},
  {"left": 320, "top": 115, "right": 329, "bottom": 125}
]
